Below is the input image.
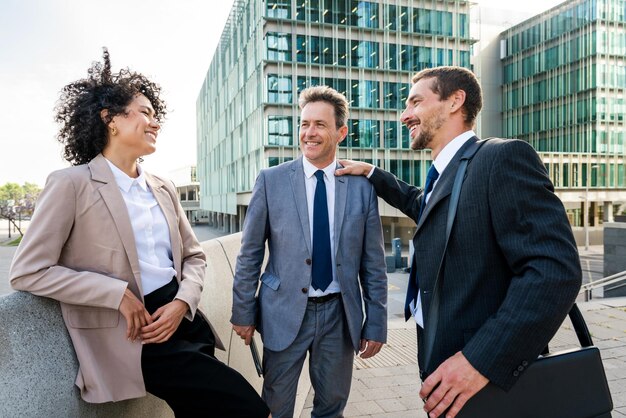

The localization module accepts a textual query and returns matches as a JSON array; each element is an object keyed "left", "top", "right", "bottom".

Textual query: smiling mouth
[
  {"left": 407, "top": 121, "right": 420, "bottom": 134},
  {"left": 146, "top": 132, "right": 157, "bottom": 141}
]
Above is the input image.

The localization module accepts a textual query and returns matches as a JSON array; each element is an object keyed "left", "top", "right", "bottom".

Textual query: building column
[
  {"left": 238, "top": 205, "right": 246, "bottom": 231},
  {"left": 604, "top": 201, "right": 614, "bottom": 223},
  {"left": 230, "top": 214, "right": 237, "bottom": 234},
  {"left": 592, "top": 202, "right": 599, "bottom": 227}
]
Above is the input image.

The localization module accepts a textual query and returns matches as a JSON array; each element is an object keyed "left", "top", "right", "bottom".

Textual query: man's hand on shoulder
[
  {"left": 420, "top": 351, "right": 488, "bottom": 418},
  {"left": 359, "top": 339, "right": 383, "bottom": 359},
  {"left": 233, "top": 324, "right": 256, "bottom": 345},
  {"left": 335, "top": 160, "right": 374, "bottom": 177}
]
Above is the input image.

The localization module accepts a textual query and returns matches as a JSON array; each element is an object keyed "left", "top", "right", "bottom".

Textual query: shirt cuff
[{"left": 366, "top": 166, "right": 376, "bottom": 179}]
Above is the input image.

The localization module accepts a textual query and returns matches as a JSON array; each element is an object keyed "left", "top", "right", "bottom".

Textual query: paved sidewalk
[{"left": 300, "top": 298, "right": 626, "bottom": 417}]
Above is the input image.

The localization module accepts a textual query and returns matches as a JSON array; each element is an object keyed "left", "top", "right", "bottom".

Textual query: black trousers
[{"left": 142, "top": 279, "right": 269, "bottom": 418}]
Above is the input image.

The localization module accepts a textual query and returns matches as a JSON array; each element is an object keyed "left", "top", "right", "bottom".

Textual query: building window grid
[
  {"left": 273, "top": 0, "right": 470, "bottom": 38},
  {"left": 199, "top": 0, "right": 473, "bottom": 207}
]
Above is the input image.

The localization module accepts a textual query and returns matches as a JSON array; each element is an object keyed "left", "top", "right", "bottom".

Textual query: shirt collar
[
  {"left": 433, "top": 130, "right": 476, "bottom": 176},
  {"left": 302, "top": 157, "right": 336, "bottom": 180},
  {"left": 105, "top": 159, "right": 148, "bottom": 193}
]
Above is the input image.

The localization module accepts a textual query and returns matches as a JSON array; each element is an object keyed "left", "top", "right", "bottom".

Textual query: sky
[{"left": 0, "top": 0, "right": 565, "bottom": 186}]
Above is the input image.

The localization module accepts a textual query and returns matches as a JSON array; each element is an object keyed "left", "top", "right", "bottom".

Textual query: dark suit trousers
[{"left": 142, "top": 279, "right": 269, "bottom": 417}]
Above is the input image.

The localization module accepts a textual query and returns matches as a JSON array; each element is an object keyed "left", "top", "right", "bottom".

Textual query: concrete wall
[
  {"left": 0, "top": 292, "right": 172, "bottom": 417},
  {"left": 0, "top": 233, "right": 310, "bottom": 417},
  {"left": 604, "top": 222, "right": 626, "bottom": 297}
]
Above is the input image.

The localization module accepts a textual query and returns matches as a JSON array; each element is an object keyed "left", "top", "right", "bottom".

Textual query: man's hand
[
  {"left": 420, "top": 351, "right": 489, "bottom": 418},
  {"left": 359, "top": 339, "right": 383, "bottom": 359},
  {"left": 233, "top": 324, "right": 256, "bottom": 345},
  {"left": 335, "top": 159, "right": 374, "bottom": 177},
  {"left": 140, "top": 299, "right": 188, "bottom": 344},
  {"left": 119, "top": 288, "right": 152, "bottom": 341}
]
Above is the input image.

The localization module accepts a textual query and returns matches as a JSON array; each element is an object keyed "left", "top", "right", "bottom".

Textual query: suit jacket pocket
[
  {"left": 68, "top": 307, "right": 120, "bottom": 329},
  {"left": 260, "top": 272, "right": 280, "bottom": 291}
]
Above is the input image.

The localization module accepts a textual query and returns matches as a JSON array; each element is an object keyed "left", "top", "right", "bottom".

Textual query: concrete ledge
[
  {"left": 0, "top": 233, "right": 310, "bottom": 416},
  {"left": 0, "top": 292, "right": 171, "bottom": 417}
]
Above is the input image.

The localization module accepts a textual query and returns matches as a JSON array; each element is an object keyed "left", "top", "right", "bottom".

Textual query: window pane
[{"left": 268, "top": 116, "right": 293, "bottom": 146}]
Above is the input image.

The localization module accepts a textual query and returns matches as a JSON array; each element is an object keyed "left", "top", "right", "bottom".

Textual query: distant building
[
  {"left": 169, "top": 166, "right": 202, "bottom": 223},
  {"left": 197, "top": 0, "right": 626, "bottom": 246},
  {"left": 197, "top": 0, "right": 473, "bottom": 239},
  {"left": 500, "top": 0, "right": 626, "bottom": 243}
]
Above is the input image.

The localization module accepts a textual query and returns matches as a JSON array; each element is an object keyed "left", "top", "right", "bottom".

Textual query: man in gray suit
[
  {"left": 231, "top": 86, "right": 387, "bottom": 418},
  {"left": 337, "top": 66, "right": 581, "bottom": 418}
]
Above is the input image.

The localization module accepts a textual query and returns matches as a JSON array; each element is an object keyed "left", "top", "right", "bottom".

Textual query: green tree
[{"left": 0, "top": 182, "right": 42, "bottom": 238}]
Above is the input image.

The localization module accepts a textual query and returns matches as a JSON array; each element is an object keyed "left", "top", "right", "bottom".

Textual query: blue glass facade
[{"left": 198, "top": 0, "right": 473, "bottom": 231}]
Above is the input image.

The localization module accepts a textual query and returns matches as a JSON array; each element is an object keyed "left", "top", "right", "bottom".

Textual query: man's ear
[
  {"left": 337, "top": 125, "right": 348, "bottom": 144},
  {"left": 450, "top": 90, "right": 466, "bottom": 113}
]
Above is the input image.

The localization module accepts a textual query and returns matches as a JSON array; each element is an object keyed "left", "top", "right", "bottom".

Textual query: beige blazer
[{"left": 9, "top": 154, "right": 223, "bottom": 403}]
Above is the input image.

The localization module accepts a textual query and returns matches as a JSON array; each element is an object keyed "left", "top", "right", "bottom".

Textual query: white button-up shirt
[
  {"left": 106, "top": 159, "right": 176, "bottom": 295},
  {"left": 410, "top": 130, "right": 476, "bottom": 327}
]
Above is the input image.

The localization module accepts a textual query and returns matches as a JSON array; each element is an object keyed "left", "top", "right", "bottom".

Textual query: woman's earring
[{"left": 111, "top": 127, "right": 117, "bottom": 136}]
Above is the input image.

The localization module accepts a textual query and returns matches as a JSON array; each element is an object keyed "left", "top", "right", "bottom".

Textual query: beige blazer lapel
[
  {"left": 88, "top": 154, "right": 144, "bottom": 297},
  {"left": 145, "top": 174, "right": 182, "bottom": 278}
]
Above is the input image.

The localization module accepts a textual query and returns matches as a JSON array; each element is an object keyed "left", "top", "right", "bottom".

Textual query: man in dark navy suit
[{"left": 337, "top": 66, "right": 581, "bottom": 418}]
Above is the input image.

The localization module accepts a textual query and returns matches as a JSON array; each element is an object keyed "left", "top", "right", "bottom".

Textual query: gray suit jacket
[
  {"left": 370, "top": 138, "right": 581, "bottom": 390},
  {"left": 231, "top": 157, "right": 387, "bottom": 352}
]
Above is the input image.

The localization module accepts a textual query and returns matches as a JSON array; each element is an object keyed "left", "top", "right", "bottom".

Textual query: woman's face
[{"left": 108, "top": 94, "right": 160, "bottom": 159}]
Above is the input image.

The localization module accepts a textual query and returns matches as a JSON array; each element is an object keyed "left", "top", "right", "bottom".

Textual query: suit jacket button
[
  {"left": 301, "top": 288, "right": 308, "bottom": 293},
  {"left": 305, "top": 258, "right": 312, "bottom": 265},
  {"left": 522, "top": 360, "right": 529, "bottom": 367},
  {"left": 517, "top": 365, "right": 524, "bottom": 371},
  {"left": 513, "top": 370, "right": 520, "bottom": 377}
]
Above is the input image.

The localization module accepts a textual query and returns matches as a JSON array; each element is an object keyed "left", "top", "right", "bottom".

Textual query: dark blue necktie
[
  {"left": 417, "top": 165, "right": 439, "bottom": 221},
  {"left": 405, "top": 164, "right": 440, "bottom": 320},
  {"left": 311, "top": 170, "right": 332, "bottom": 291}
]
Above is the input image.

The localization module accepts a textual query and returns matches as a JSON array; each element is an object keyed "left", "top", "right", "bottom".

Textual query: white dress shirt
[
  {"left": 302, "top": 157, "right": 340, "bottom": 297},
  {"left": 106, "top": 159, "right": 177, "bottom": 295},
  {"left": 410, "top": 130, "right": 475, "bottom": 327},
  {"left": 367, "top": 130, "right": 476, "bottom": 326}
]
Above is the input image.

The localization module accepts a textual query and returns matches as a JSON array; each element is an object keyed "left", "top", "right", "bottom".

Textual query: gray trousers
[{"left": 262, "top": 296, "right": 354, "bottom": 418}]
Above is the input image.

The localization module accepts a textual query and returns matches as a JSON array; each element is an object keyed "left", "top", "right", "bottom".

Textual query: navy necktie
[
  {"left": 311, "top": 170, "right": 332, "bottom": 291},
  {"left": 405, "top": 164, "right": 440, "bottom": 320},
  {"left": 417, "top": 165, "right": 440, "bottom": 221}
]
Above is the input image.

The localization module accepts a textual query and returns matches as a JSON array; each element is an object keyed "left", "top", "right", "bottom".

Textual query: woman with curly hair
[{"left": 9, "top": 48, "right": 270, "bottom": 417}]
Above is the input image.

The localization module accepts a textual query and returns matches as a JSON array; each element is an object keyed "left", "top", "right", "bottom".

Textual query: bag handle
[
  {"left": 542, "top": 304, "right": 593, "bottom": 355},
  {"left": 569, "top": 303, "right": 593, "bottom": 347}
]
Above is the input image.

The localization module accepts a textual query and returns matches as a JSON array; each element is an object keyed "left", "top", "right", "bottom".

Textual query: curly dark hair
[{"left": 54, "top": 47, "right": 167, "bottom": 165}]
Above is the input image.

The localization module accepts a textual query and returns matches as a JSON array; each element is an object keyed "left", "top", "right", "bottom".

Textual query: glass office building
[
  {"left": 197, "top": 0, "right": 473, "bottom": 238},
  {"left": 501, "top": 0, "right": 626, "bottom": 231}
]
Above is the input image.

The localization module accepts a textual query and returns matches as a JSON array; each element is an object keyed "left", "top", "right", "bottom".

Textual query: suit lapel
[
  {"left": 146, "top": 174, "right": 181, "bottom": 279},
  {"left": 417, "top": 137, "right": 478, "bottom": 230},
  {"left": 88, "top": 154, "right": 144, "bottom": 296},
  {"left": 289, "top": 158, "right": 312, "bottom": 255},
  {"left": 334, "top": 163, "right": 347, "bottom": 257}
]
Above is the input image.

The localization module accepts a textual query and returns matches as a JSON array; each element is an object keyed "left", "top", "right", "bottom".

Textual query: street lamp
[{"left": 584, "top": 164, "right": 599, "bottom": 251}]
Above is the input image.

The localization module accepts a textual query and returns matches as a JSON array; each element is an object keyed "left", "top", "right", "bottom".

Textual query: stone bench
[{"left": 0, "top": 232, "right": 310, "bottom": 417}]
